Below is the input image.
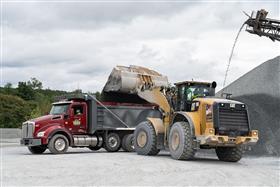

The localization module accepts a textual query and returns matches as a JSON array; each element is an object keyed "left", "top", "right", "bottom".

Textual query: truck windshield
[{"left": 50, "top": 104, "right": 69, "bottom": 115}]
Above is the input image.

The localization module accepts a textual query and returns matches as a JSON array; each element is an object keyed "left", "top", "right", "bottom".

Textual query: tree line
[{"left": 0, "top": 78, "right": 100, "bottom": 128}]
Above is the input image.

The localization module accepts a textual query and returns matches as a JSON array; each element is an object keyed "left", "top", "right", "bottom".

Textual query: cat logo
[{"left": 73, "top": 119, "right": 81, "bottom": 126}]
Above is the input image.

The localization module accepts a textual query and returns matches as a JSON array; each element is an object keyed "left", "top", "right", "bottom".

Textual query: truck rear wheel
[
  {"left": 168, "top": 121, "right": 196, "bottom": 160},
  {"left": 134, "top": 121, "right": 160, "bottom": 156},
  {"left": 48, "top": 134, "right": 69, "bottom": 154},
  {"left": 216, "top": 146, "right": 243, "bottom": 162},
  {"left": 88, "top": 146, "right": 101, "bottom": 151},
  {"left": 28, "top": 146, "right": 47, "bottom": 154},
  {"left": 104, "top": 133, "right": 121, "bottom": 152},
  {"left": 122, "top": 134, "right": 134, "bottom": 152}
]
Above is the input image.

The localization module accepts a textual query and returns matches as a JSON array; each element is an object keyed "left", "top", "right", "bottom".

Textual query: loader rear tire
[
  {"left": 134, "top": 121, "right": 160, "bottom": 156},
  {"left": 215, "top": 146, "right": 243, "bottom": 162},
  {"left": 122, "top": 134, "right": 134, "bottom": 152},
  {"left": 168, "top": 121, "right": 196, "bottom": 160}
]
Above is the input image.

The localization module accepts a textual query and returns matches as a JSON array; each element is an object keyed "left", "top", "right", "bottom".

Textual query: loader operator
[{"left": 186, "top": 87, "right": 210, "bottom": 101}]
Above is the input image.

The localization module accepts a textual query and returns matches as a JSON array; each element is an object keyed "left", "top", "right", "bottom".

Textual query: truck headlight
[{"left": 37, "top": 131, "right": 45, "bottom": 137}]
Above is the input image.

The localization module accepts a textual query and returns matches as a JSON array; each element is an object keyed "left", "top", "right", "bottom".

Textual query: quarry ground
[{"left": 1, "top": 140, "right": 279, "bottom": 186}]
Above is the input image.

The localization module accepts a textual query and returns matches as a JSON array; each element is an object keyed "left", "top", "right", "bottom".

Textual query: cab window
[{"left": 72, "top": 105, "right": 83, "bottom": 115}]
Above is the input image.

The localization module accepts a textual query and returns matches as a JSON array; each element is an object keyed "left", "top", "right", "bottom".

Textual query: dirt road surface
[{"left": 1, "top": 145, "right": 279, "bottom": 186}]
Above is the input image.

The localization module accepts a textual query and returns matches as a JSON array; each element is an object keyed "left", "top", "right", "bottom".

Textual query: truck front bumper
[
  {"left": 20, "top": 138, "right": 42, "bottom": 146},
  {"left": 197, "top": 135, "right": 259, "bottom": 147}
]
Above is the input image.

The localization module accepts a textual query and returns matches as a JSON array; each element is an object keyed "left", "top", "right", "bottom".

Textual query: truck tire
[
  {"left": 104, "top": 133, "right": 121, "bottom": 152},
  {"left": 122, "top": 134, "right": 134, "bottom": 152},
  {"left": 88, "top": 146, "right": 101, "bottom": 151},
  {"left": 215, "top": 146, "right": 243, "bottom": 162},
  {"left": 28, "top": 146, "right": 47, "bottom": 154},
  {"left": 168, "top": 121, "right": 196, "bottom": 160},
  {"left": 48, "top": 134, "right": 69, "bottom": 154},
  {"left": 134, "top": 121, "right": 160, "bottom": 156}
]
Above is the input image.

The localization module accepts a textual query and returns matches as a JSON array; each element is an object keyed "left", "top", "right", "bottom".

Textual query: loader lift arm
[{"left": 244, "top": 9, "right": 280, "bottom": 42}]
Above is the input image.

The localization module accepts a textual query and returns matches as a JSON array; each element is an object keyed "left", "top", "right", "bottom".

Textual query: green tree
[
  {"left": 0, "top": 94, "right": 34, "bottom": 128},
  {"left": 2, "top": 82, "right": 15, "bottom": 95},
  {"left": 27, "top": 77, "right": 43, "bottom": 90},
  {"left": 17, "top": 82, "right": 35, "bottom": 100}
]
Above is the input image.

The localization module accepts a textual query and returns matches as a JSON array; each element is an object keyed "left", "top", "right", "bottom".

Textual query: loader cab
[{"left": 174, "top": 81, "right": 216, "bottom": 111}]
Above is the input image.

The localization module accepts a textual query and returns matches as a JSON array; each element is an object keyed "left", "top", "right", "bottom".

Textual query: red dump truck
[{"left": 20, "top": 94, "right": 161, "bottom": 154}]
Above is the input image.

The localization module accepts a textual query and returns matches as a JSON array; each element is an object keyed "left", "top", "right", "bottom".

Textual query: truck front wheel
[
  {"left": 48, "top": 134, "right": 69, "bottom": 154},
  {"left": 104, "top": 133, "right": 121, "bottom": 152},
  {"left": 215, "top": 146, "right": 243, "bottom": 162},
  {"left": 28, "top": 145, "right": 47, "bottom": 154}
]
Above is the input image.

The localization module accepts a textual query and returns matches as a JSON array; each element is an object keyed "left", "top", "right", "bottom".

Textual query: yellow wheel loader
[{"left": 103, "top": 66, "right": 259, "bottom": 162}]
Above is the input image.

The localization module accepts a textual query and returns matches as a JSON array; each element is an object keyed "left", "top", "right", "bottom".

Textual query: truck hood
[{"left": 31, "top": 114, "right": 63, "bottom": 125}]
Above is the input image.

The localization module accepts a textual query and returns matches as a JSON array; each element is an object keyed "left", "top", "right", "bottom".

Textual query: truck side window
[{"left": 73, "top": 105, "right": 83, "bottom": 115}]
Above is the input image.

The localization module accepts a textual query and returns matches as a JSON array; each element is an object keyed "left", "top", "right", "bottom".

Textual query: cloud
[
  {"left": 3, "top": 1, "right": 190, "bottom": 32},
  {"left": 2, "top": 1, "right": 280, "bottom": 93}
]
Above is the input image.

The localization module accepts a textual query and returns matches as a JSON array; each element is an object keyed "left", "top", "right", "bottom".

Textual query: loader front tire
[
  {"left": 215, "top": 146, "right": 243, "bottom": 162},
  {"left": 168, "top": 121, "right": 196, "bottom": 160},
  {"left": 134, "top": 121, "right": 160, "bottom": 156}
]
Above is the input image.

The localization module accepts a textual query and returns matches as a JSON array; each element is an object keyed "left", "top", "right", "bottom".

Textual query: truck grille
[
  {"left": 213, "top": 103, "right": 250, "bottom": 137},
  {"left": 22, "top": 122, "right": 34, "bottom": 138}
]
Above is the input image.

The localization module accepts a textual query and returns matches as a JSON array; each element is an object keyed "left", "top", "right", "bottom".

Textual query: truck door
[{"left": 69, "top": 103, "right": 87, "bottom": 134}]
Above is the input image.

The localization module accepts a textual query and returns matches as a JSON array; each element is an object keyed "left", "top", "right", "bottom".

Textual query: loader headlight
[
  {"left": 37, "top": 131, "right": 45, "bottom": 137},
  {"left": 209, "top": 128, "right": 214, "bottom": 134},
  {"left": 251, "top": 130, "right": 258, "bottom": 137}
]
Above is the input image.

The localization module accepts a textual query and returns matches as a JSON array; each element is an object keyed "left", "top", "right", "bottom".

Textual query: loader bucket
[
  {"left": 103, "top": 65, "right": 169, "bottom": 94},
  {"left": 102, "top": 65, "right": 171, "bottom": 123}
]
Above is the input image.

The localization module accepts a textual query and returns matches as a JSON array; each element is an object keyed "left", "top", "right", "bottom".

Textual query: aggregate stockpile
[
  {"left": 218, "top": 56, "right": 280, "bottom": 156},
  {"left": 104, "top": 65, "right": 259, "bottom": 162}
]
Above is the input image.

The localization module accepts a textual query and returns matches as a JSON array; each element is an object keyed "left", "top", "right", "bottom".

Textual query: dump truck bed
[
  {"left": 96, "top": 103, "right": 161, "bottom": 130},
  {"left": 87, "top": 100, "right": 161, "bottom": 134}
]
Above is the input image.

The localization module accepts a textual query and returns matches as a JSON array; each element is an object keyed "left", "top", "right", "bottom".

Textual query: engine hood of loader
[{"left": 194, "top": 97, "right": 245, "bottom": 105}]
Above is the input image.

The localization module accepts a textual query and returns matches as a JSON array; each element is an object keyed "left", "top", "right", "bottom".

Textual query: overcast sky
[{"left": 1, "top": 0, "right": 279, "bottom": 92}]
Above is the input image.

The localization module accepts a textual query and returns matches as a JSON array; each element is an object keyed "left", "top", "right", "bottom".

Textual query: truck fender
[
  {"left": 171, "top": 112, "right": 196, "bottom": 136},
  {"left": 146, "top": 117, "right": 164, "bottom": 135},
  {"left": 42, "top": 125, "right": 73, "bottom": 146}
]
